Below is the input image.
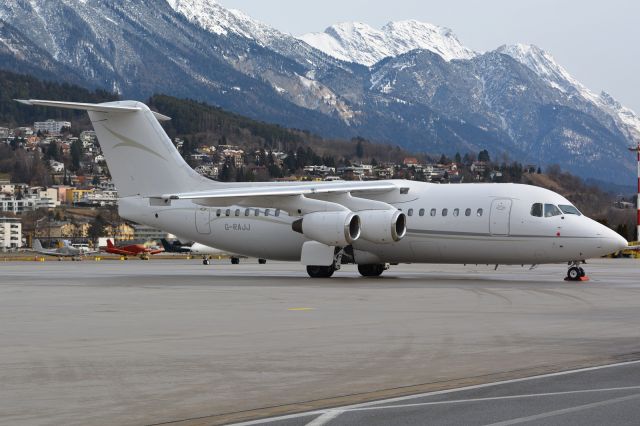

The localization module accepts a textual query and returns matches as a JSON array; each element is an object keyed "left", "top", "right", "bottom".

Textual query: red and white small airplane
[{"left": 105, "top": 239, "right": 163, "bottom": 259}]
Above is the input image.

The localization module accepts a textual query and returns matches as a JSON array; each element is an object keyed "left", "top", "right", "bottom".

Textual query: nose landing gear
[{"left": 565, "top": 261, "right": 589, "bottom": 282}]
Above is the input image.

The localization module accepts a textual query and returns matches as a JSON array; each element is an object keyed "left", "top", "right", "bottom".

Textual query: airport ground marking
[
  {"left": 304, "top": 410, "right": 344, "bottom": 426},
  {"left": 288, "top": 307, "right": 314, "bottom": 311},
  {"left": 343, "top": 385, "right": 640, "bottom": 412},
  {"left": 230, "top": 359, "right": 640, "bottom": 425},
  {"left": 483, "top": 393, "right": 640, "bottom": 426}
]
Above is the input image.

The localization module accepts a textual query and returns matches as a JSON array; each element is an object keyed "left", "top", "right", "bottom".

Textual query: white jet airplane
[
  {"left": 189, "top": 242, "right": 257, "bottom": 265},
  {"left": 17, "top": 99, "right": 630, "bottom": 279}
]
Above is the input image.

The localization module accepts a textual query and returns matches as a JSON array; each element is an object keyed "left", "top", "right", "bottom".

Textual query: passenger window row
[
  {"left": 216, "top": 208, "right": 281, "bottom": 217},
  {"left": 406, "top": 207, "right": 483, "bottom": 217}
]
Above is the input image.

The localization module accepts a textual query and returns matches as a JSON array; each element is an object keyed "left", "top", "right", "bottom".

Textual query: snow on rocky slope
[{"left": 299, "top": 20, "right": 476, "bottom": 65}]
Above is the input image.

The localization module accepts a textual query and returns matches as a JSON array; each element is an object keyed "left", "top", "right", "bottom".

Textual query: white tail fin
[
  {"left": 16, "top": 99, "right": 213, "bottom": 197},
  {"left": 33, "top": 239, "right": 43, "bottom": 251}
]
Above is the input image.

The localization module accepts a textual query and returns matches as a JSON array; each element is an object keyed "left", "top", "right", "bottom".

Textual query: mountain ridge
[{"left": 0, "top": 0, "right": 636, "bottom": 184}]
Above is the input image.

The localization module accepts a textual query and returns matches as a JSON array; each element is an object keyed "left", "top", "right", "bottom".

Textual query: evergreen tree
[
  {"left": 236, "top": 167, "right": 245, "bottom": 182},
  {"left": 70, "top": 139, "right": 82, "bottom": 171},
  {"left": 45, "top": 141, "right": 60, "bottom": 161},
  {"left": 219, "top": 159, "right": 236, "bottom": 182},
  {"left": 454, "top": 152, "right": 462, "bottom": 164},
  {"left": 355, "top": 139, "right": 364, "bottom": 159},
  {"left": 478, "top": 149, "right": 491, "bottom": 162},
  {"left": 268, "top": 164, "right": 283, "bottom": 178},
  {"left": 88, "top": 214, "right": 108, "bottom": 243}
]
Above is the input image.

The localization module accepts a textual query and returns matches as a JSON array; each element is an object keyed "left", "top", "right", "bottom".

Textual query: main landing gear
[
  {"left": 306, "top": 264, "right": 336, "bottom": 278},
  {"left": 357, "top": 264, "right": 388, "bottom": 277},
  {"left": 565, "top": 261, "right": 589, "bottom": 282},
  {"left": 306, "top": 247, "right": 390, "bottom": 278}
]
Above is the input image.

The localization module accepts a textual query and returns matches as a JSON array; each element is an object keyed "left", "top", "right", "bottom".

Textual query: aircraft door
[
  {"left": 195, "top": 207, "right": 211, "bottom": 234},
  {"left": 490, "top": 199, "right": 512, "bottom": 236}
]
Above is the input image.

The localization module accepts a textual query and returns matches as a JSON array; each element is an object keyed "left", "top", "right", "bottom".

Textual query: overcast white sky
[{"left": 218, "top": 0, "right": 640, "bottom": 112}]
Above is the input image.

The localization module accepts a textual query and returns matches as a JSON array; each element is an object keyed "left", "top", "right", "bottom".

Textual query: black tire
[
  {"left": 258, "top": 258, "right": 267, "bottom": 264},
  {"left": 358, "top": 264, "right": 386, "bottom": 277},
  {"left": 578, "top": 267, "right": 585, "bottom": 277},
  {"left": 202, "top": 259, "right": 209, "bottom": 265},
  {"left": 567, "top": 266, "right": 581, "bottom": 280},
  {"left": 306, "top": 264, "right": 335, "bottom": 278},
  {"left": 231, "top": 257, "right": 240, "bottom": 265}
]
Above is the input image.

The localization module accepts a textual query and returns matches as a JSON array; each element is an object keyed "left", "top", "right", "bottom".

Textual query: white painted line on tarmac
[
  {"left": 304, "top": 410, "right": 344, "bottom": 426},
  {"left": 483, "top": 393, "right": 640, "bottom": 426},
  {"left": 230, "top": 359, "right": 640, "bottom": 425},
  {"left": 345, "top": 385, "right": 640, "bottom": 412}
]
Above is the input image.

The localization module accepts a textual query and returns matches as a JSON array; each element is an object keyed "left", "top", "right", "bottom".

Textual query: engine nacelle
[
  {"left": 292, "top": 211, "right": 361, "bottom": 246},
  {"left": 358, "top": 209, "right": 406, "bottom": 243}
]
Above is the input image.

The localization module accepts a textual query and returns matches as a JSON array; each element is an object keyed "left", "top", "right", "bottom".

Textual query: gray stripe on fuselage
[{"left": 407, "top": 228, "right": 601, "bottom": 239}]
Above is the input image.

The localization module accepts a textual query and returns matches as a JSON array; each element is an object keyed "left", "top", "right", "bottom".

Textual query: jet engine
[
  {"left": 292, "top": 211, "right": 361, "bottom": 246},
  {"left": 358, "top": 209, "right": 407, "bottom": 243}
]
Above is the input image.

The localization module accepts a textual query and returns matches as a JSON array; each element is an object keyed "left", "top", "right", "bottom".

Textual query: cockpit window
[
  {"left": 558, "top": 205, "right": 581, "bottom": 216},
  {"left": 530, "top": 203, "right": 543, "bottom": 217},
  {"left": 544, "top": 204, "right": 562, "bottom": 217}
]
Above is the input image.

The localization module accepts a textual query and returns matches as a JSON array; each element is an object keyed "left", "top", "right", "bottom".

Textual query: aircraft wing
[
  {"left": 160, "top": 181, "right": 399, "bottom": 201},
  {"left": 105, "top": 247, "right": 133, "bottom": 256},
  {"left": 37, "top": 250, "right": 76, "bottom": 257}
]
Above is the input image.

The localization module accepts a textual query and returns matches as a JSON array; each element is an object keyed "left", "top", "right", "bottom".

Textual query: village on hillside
[{"left": 1, "top": 118, "right": 636, "bottom": 251}]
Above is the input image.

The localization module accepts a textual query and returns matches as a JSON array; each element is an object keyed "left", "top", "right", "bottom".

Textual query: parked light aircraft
[
  {"left": 105, "top": 239, "right": 163, "bottom": 259},
  {"left": 17, "top": 99, "right": 631, "bottom": 279},
  {"left": 32, "top": 239, "right": 97, "bottom": 260},
  {"left": 189, "top": 242, "right": 261, "bottom": 265},
  {"left": 160, "top": 238, "right": 192, "bottom": 253},
  {"left": 161, "top": 238, "right": 247, "bottom": 264}
]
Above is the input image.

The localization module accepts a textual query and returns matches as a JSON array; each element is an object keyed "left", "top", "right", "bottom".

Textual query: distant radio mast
[{"left": 630, "top": 142, "right": 640, "bottom": 241}]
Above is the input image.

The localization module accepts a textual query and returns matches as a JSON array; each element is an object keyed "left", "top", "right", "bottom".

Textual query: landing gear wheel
[
  {"left": 258, "top": 258, "right": 267, "bottom": 264},
  {"left": 358, "top": 264, "right": 386, "bottom": 277},
  {"left": 202, "top": 259, "right": 210, "bottom": 265},
  {"left": 306, "top": 264, "right": 336, "bottom": 278},
  {"left": 567, "top": 266, "right": 581, "bottom": 281},
  {"left": 231, "top": 257, "right": 240, "bottom": 265},
  {"left": 578, "top": 267, "right": 585, "bottom": 277}
]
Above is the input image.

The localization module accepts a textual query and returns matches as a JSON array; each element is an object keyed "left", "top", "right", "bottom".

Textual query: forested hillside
[{"left": 0, "top": 70, "right": 116, "bottom": 127}]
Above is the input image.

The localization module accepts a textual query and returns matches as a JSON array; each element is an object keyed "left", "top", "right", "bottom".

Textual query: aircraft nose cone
[{"left": 600, "top": 227, "right": 629, "bottom": 254}]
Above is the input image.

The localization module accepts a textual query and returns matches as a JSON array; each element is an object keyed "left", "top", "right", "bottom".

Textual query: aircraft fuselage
[{"left": 120, "top": 181, "right": 625, "bottom": 265}]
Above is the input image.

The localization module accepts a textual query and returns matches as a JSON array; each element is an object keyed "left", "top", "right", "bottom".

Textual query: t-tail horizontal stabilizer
[{"left": 15, "top": 99, "right": 171, "bottom": 121}]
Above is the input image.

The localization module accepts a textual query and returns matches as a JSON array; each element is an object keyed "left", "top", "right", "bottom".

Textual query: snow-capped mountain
[
  {"left": 498, "top": 43, "right": 640, "bottom": 142},
  {"left": 0, "top": 0, "right": 636, "bottom": 183},
  {"left": 167, "top": 0, "right": 278, "bottom": 47},
  {"left": 166, "top": 0, "right": 364, "bottom": 122},
  {"left": 299, "top": 20, "right": 476, "bottom": 65}
]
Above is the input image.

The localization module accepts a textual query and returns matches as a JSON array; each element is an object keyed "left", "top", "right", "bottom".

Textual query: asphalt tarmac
[
  {"left": 235, "top": 360, "right": 640, "bottom": 426},
  {"left": 1, "top": 258, "right": 639, "bottom": 426}
]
